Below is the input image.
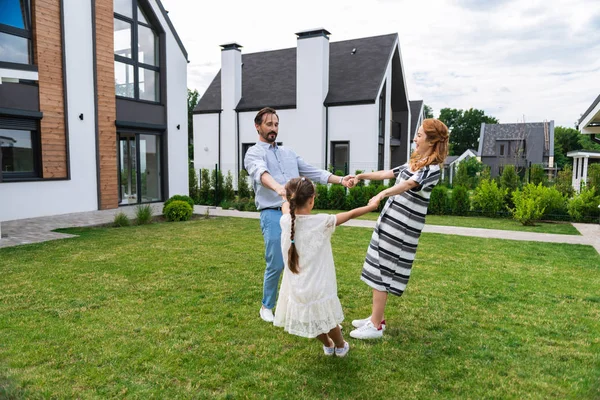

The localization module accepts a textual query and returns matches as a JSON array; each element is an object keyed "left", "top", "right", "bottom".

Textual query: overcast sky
[{"left": 161, "top": 0, "right": 600, "bottom": 128}]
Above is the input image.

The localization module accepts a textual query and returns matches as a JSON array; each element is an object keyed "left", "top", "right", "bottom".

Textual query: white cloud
[{"left": 161, "top": 0, "right": 600, "bottom": 127}]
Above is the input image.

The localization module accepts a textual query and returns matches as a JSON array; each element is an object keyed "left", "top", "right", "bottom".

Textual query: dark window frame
[
  {"left": 0, "top": 118, "right": 41, "bottom": 181},
  {"left": 0, "top": 0, "right": 34, "bottom": 68},
  {"left": 378, "top": 83, "right": 386, "bottom": 170},
  {"left": 114, "top": 0, "right": 161, "bottom": 103},
  {"left": 330, "top": 141, "right": 350, "bottom": 175}
]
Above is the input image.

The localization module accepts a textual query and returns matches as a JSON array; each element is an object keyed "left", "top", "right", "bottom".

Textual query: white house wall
[
  {"left": 193, "top": 113, "right": 219, "bottom": 171},
  {"left": 150, "top": 0, "right": 188, "bottom": 197},
  {"left": 328, "top": 104, "right": 378, "bottom": 174},
  {"left": 0, "top": 0, "right": 98, "bottom": 222}
]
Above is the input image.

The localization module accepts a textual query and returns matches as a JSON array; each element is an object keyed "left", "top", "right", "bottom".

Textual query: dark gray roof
[
  {"left": 410, "top": 100, "right": 423, "bottom": 134},
  {"left": 444, "top": 155, "right": 458, "bottom": 165},
  {"left": 479, "top": 122, "right": 554, "bottom": 157},
  {"left": 194, "top": 33, "right": 399, "bottom": 113},
  {"left": 578, "top": 93, "right": 600, "bottom": 125}
]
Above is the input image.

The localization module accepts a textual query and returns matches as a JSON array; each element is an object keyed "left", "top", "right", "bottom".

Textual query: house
[
  {"left": 477, "top": 121, "right": 555, "bottom": 178},
  {"left": 570, "top": 94, "right": 600, "bottom": 192},
  {"left": 440, "top": 149, "right": 478, "bottom": 185},
  {"left": 193, "top": 29, "right": 416, "bottom": 185},
  {"left": 0, "top": 0, "right": 188, "bottom": 223}
]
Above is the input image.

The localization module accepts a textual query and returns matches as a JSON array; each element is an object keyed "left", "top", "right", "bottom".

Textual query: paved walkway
[{"left": 1, "top": 205, "right": 599, "bottom": 254}]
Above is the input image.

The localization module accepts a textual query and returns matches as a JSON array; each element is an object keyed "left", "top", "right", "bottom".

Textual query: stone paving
[{"left": 1, "top": 204, "right": 598, "bottom": 255}]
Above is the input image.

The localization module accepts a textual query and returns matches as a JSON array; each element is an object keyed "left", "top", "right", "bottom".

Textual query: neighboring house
[
  {"left": 570, "top": 94, "right": 600, "bottom": 192},
  {"left": 440, "top": 149, "right": 478, "bottom": 185},
  {"left": 0, "top": 0, "right": 188, "bottom": 223},
  {"left": 477, "top": 121, "right": 555, "bottom": 178},
  {"left": 193, "top": 29, "right": 416, "bottom": 185}
]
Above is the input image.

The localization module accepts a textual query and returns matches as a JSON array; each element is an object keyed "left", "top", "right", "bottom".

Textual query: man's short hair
[{"left": 254, "top": 107, "right": 278, "bottom": 125}]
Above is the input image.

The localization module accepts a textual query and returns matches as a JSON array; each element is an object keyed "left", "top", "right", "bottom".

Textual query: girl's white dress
[{"left": 273, "top": 213, "right": 344, "bottom": 338}]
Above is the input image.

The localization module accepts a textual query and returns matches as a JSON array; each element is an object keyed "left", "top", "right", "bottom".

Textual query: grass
[
  {"left": 313, "top": 209, "right": 581, "bottom": 235},
  {"left": 1, "top": 218, "right": 599, "bottom": 399}
]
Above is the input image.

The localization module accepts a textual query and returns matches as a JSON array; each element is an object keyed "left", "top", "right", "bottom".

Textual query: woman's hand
[{"left": 368, "top": 193, "right": 384, "bottom": 207}]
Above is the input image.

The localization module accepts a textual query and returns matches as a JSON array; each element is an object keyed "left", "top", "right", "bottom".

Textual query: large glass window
[
  {"left": 331, "top": 141, "right": 349, "bottom": 175},
  {"left": 114, "top": 0, "right": 160, "bottom": 102},
  {"left": 1, "top": 124, "right": 39, "bottom": 180},
  {"left": 0, "top": 0, "right": 32, "bottom": 65},
  {"left": 118, "top": 132, "right": 162, "bottom": 204}
]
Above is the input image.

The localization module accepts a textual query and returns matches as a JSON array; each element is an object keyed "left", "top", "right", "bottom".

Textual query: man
[{"left": 244, "top": 107, "right": 354, "bottom": 322}]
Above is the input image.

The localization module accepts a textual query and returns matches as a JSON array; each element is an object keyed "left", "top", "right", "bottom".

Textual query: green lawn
[
  {"left": 313, "top": 210, "right": 581, "bottom": 235},
  {"left": 1, "top": 218, "right": 599, "bottom": 399}
]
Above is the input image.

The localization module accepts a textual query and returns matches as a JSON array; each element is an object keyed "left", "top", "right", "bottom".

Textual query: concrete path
[{"left": 1, "top": 204, "right": 598, "bottom": 255}]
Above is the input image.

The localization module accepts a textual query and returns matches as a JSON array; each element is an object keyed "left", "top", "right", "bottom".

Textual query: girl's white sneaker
[{"left": 334, "top": 341, "right": 350, "bottom": 357}]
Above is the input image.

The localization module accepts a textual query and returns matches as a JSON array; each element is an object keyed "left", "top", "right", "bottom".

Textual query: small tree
[
  {"left": 189, "top": 163, "right": 200, "bottom": 204},
  {"left": 500, "top": 164, "right": 519, "bottom": 208},
  {"left": 210, "top": 169, "right": 224, "bottom": 206},
  {"left": 554, "top": 166, "right": 574, "bottom": 199},
  {"left": 450, "top": 185, "right": 470, "bottom": 215},
  {"left": 472, "top": 179, "right": 506, "bottom": 217},
  {"left": 429, "top": 185, "right": 450, "bottom": 215},
  {"left": 586, "top": 164, "right": 600, "bottom": 195},
  {"left": 453, "top": 162, "right": 470, "bottom": 189},
  {"left": 222, "top": 171, "right": 235, "bottom": 203},
  {"left": 198, "top": 168, "right": 211, "bottom": 205},
  {"left": 529, "top": 164, "right": 546, "bottom": 186},
  {"left": 315, "top": 184, "right": 329, "bottom": 209},
  {"left": 237, "top": 169, "right": 251, "bottom": 199}
]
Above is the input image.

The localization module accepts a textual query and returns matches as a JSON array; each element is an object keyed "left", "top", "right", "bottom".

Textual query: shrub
[
  {"left": 328, "top": 184, "right": 346, "bottom": 210},
  {"left": 198, "top": 168, "right": 211, "bottom": 205},
  {"left": 554, "top": 166, "right": 574, "bottom": 199},
  {"left": 450, "top": 185, "right": 470, "bottom": 216},
  {"left": 135, "top": 205, "right": 153, "bottom": 225},
  {"left": 453, "top": 163, "right": 470, "bottom": 189},
  {"left": 345, "top": 185, "right": 367, "bottom": 210},
  {"left": 500, "top": 164, "right": 520, "bottom": 208},
  {"left": 237, "top": 169, "right": 251, "bottom": 199},
  {"left": 529, "top": 164, "right": 547, "bottom": 186},
  {"left": 587, "top": 164, "right": 600, "bottom": 195},
  {"left": 189, "top": 164, "right": 200, "bottom": 203},
  {"left": 223, "top": 171, "right": 235, "bottom": 203},
  {"left": 538, "top": 186, "right": 568, "bottom": 219},
  {"left": 354, "top": 170, "right": 365, "bottom": 187},
  {"left": 429, "top": 185, "right": 450, "bottom": 215},
  {"left": 314, "top": 184, "right": 329, "bottom": 209},
  {"left": 511, "top": 184, "right": 546, "bottom": 225},
  {"left": 472, "top": 179, "right": 506, "bottom": 217},
  {"left": 210, "top": 169, "right": 224, "bottom": 206},
  {"left": 164, "top": 200, "right": 193, "bottom": 222},
  {"left": 244, "top": 201, "right": 257, "bottom": 212},
  {"left": 113, "top": 212, "right": 130, "bottom": 227},
  {"left": 567, "top": 187, "right": 600, "bottom": 222},
  {"left": 163, "top": 194, "right": 195, "bottom": 215}
]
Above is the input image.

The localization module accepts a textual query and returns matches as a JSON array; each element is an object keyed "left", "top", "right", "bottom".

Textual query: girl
[
  {"left": 349, "top": 118, "right": 449, "bottom": 340},
  {"left": 273, "top": 177, "right": 378, "bottom": 356}
]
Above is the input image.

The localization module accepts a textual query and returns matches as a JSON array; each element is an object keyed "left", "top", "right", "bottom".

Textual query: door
[{"left": 118, "top": 132, "right": 162, "bottom": 205}]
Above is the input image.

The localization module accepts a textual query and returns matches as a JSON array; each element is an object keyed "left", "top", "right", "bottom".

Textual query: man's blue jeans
[{"left": 260, "top": 209, "right": 284, "bottom": 310}]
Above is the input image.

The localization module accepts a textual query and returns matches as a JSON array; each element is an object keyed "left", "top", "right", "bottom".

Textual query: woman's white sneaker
[
  {"left": 351, "top": 316, "right": 386, "bottom": 330},
  {"left": 349, "top": 321, "right": 384, "bottom": 339}
]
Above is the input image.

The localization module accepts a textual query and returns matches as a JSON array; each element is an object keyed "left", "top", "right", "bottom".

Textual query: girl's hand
[
  {"left": 368, "top": 194, "right": 383, "bottom": 208},
  {"left": 352, "top": 176, "right": 361, "bottom": 187}
]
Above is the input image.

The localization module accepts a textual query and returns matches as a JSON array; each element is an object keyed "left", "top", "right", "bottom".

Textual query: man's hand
[
  {"left": 275, "top": 184, "right": 286, "bottom": 197},
  {"left": 342, "top": 175, "right": 356, "bottom": 188}
]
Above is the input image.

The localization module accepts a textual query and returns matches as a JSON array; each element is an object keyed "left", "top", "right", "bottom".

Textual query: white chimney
[
  {"left": 219, "top": 42, "right": 242, "bottom": 179},
  {"left": 296, "top": 28, "right": 330, "bottom": 169}
]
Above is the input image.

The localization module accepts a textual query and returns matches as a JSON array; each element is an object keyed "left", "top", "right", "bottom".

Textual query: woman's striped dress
[{"left": 361, "top": 163, "right": 441, "bottom": 296}]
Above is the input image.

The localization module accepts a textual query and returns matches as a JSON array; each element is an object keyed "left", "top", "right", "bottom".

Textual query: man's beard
[{"left": 261, "top": 130, "right": 277, "bottom": 143}]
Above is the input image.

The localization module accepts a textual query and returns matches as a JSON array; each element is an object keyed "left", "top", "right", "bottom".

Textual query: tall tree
[
  {"left": 554, "top": 126, "right": 582, "bottom": 168},
  {"left": 439, "top": 108, "right": 498, "bottom": 156},
  {"left": 187, "top": 88, "right": 200, "bottom": 161},
  {"left": 423, "top": 104, "right": 434, "bottom": 119}
]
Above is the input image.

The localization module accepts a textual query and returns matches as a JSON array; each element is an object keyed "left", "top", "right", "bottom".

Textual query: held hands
[
  {"left": 341, "top": 175, "right": 356, "bottom": 188},
  {"left": 368, "top": 193, "right": 384, "bottom": 209}
]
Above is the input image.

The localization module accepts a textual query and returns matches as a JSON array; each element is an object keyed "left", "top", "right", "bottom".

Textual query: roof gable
[{"left": 194, "top": 33, "right": 399, "bottom": 113}]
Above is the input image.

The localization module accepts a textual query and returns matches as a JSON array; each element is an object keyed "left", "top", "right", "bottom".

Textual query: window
[
  {"left": 114, "top": 0, "right": 160, "bottom": 102},
  {"left": 0, "top": 0, "right": 33, "bottom": 65},
  {"left": 499, "top": 144, "right": 504, "bottom": 156},
  {"left": 391, "top": 121, "right": 401, "bottom": 140},
  {"left": 330, "top": 141, "right": 349, "bottom": 175},
  {"left": 1, "top": 117, "right": 40, "bottom": 180}
]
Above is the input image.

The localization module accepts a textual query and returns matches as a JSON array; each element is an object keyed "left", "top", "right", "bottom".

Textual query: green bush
[
  {"left": 554, "top": 166, "right": 574, "bottom": 199},
  {"left": 587, "top": 164, "right": 600, "bottom": 195},
  {"left": 354, "top": 170, "right": 365, "bottom": 187},
  {"left": 210, "top": 169, "right": 224, "bottom": 206},
  {"left": 429, "top": 185, "right": 450, "bottom": 215},
  {"left": 345, "top": 185, "right": 367, "bottom": 210},
  {"left": 164, "top": 200, "right": 193, "bottom": 222},
  {"left": 223, "top": 171, "right": 235, "bottom": 203},
  {"left": 237, "top": 169, "right": 251, "bottom": 199},
  {"left": 328, "top": 184, "right": 346, "bottom": 210},
  {"left": 450, "top": 185, "right": 470, "bottom": 216},
  {"left": 511, "top": 184, "right": 546, "bottom": 225},
  {"left": 189, "top": 164, "right": 200, "bottom": 204},
  {"left": 567, "top": 187, "right": 600, "bottom": 222},
  {"left": 500, "top": 164, "right": 520, "bottom": 208},
  {"left": 314, "top": 184, "right": 329, "bottom": 209},
  {"left": 113, "top": 212, "right": 130, "bottom": 227},
  {"left": 135, "top": 205, "right": 153, "bottom": 225},
  {"left": 198, "top": 168, "right": 211, "bottom": 205},
  {"left": 163, "top": 195, "right": 195, "bottom": 215},
  {"left": 472, "top": 179, "right": 506, "bottom": 217},
  {"left": 529, "top": 164, "right": 547, "bottom": 186}
]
